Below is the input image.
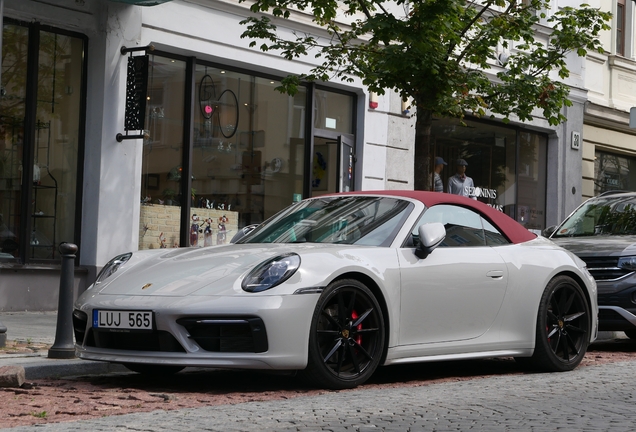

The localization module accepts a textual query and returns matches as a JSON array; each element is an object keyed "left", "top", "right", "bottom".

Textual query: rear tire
[
  {"left": 624, "top": 329, "right": 636, "bottom": 340},
  {"left": 302, "top": 279, "right": 385, "bottom": 389},
  {"left": 123, "top": 363, "right": 185, "bottom": 375},
  {"left": 516, "top": 275, "right": 590, "bottom": 371}
]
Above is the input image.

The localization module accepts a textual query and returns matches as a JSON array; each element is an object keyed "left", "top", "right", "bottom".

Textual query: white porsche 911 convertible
[{"left": 73, "top": 191, "right": 597, "bottom": 389}]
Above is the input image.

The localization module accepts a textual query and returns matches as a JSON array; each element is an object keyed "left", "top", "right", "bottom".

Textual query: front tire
[
  {"left": 517, "top": 275, "right": 590, "bottom": 371},
  {"left": 302, "top": 279, "right": 385, "bottom": 389}
]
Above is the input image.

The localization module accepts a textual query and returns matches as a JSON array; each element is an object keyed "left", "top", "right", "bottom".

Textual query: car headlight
[
  {"left": 94, "top": 252, "right": 132, "bottom": 285},
  {"left": 242, "top": 253, "right": 301, "bottom": 293},
  {"left": 618, "top": 256, "right": 636, "bottom": 271}
]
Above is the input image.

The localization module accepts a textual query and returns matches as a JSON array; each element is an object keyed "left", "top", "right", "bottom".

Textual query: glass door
[
  {"left": 311, "top": 133, "right": 355, "bottom": 197},
  {"left": 338, "top": 134, "right": 354, "bottom": 193}
]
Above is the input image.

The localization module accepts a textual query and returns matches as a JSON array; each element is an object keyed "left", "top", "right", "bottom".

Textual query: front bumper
[
  {"left": 73, "top": 293, "right": 320, "bottom": 370},
  {"left": 597, "top": 281, "right": 636, "bottom": 331},
  {"left": 598, "top": 304, "right": 636, "bottom": 331}
]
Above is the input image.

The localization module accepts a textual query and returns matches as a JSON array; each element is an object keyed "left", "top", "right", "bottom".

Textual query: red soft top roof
[{"left": 332, "top": 190, "right": 537, "bottom": 244}]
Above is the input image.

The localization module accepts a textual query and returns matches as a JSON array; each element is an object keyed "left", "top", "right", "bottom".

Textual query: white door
[
  {"left": 398, "top": 204, "right": 510, "bottom": 345},
  {"left": 398, "top": 246, "right": 508, "bottom": 345}
]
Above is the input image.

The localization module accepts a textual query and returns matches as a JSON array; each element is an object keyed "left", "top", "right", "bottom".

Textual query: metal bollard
[
  {"left": 48, "top": 242, "right": 78, "bottom": 359},
  {"left": 0, "top": 320, "right": 6, "bottom": 348}
]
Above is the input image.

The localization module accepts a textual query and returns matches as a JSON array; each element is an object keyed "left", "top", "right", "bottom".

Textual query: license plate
[{"left": 93, "top": 310, "right": 153, "bottom": 330}]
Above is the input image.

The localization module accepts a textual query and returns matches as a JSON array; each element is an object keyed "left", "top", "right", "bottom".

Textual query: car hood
[
  {"left": 550, "top": 235, "right": 636, "bottom": 258},
  {"left": 87, "top": 243, "right": 352, "bottom": 297}
]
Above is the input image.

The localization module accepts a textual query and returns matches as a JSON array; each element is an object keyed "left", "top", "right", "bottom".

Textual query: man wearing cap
[
  {"left": 432, "top": 156, "right": 447, "bottom": 192},
  {"left": 447, "top": 158, "right": 476, "bottom": 198}
]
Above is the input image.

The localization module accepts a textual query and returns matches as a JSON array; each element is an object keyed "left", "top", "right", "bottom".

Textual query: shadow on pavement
[{"left": 45, "top": 338, "right": 636, "bottom": 394}]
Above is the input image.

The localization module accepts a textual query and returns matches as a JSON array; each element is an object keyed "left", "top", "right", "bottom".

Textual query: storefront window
[
  {"left": 517, "top": 132, "right": 547, "bottom": 231},
  {"left": 314, "top": 89, "right": 353, "bottom": 133},
  {"left": 431, "top": 117, "right": 547, "bottom": 230},
  {"left": 136, "top": 55, "right": 356, "bottom": 250},
  {"left": 138, "top": 56, "right": 186, "bottom": 250},
  {"left": 594, "top": 151, "right": 636, "bottom": 194},
  {"left": 138, "top": 58, "right": 310, "bottom": 250},
  {"left": 0, "top": 24, "right": 27, "bottom": 259},
  {"left": 1, "top": 23, "right": 85, "bottom": 261},
  {"left": 188, "top": 66, "right": 306, "bottom": 247}
]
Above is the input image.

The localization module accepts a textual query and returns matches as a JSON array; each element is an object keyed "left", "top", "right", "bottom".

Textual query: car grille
[
  {"left": 579, "top": 257, "right": 632, "bottom": 281},
  {"left": 88, "top": 330, "right": 186, "bottom": 352},
  {"left": 177, "top": 317, "right": 268, "bottom": 353}
]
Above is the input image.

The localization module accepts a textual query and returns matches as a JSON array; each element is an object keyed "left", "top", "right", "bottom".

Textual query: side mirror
[
  {"left": 416, "top": 222, "right": 445, "bottom": 259},
  {"left": 542, "top": 225, "right": 557, "bottom": 238}
]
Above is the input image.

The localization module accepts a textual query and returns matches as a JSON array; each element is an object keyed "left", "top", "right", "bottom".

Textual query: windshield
[
  {"left": 552, "top": 195, "right": 636, "bottom": 237},
  {"left": 240, "top": 196, "right": 413, "bottom": 246}
]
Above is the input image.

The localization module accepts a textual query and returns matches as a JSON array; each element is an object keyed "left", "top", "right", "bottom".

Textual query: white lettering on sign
[{"left": 468, "top": 187, "right": 498, "bottom": 199}]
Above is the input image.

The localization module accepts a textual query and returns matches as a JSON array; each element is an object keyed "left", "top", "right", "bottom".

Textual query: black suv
[{"left": 547, "top": 191, "right": 636, "bottom": 339}]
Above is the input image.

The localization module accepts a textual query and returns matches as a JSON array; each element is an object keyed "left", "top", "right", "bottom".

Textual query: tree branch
[{"left": 449, "top": 0, "right": 498, "bottom": 60}]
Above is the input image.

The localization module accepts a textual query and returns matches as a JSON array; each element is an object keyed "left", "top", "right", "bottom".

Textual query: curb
[{"left": 0, "top": 355, "right": 127, "bottom": 380}]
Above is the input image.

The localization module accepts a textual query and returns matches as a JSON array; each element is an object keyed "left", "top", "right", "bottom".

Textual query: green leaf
[{"left": 239, "top": 0, "right": 610, "bottom": 176}]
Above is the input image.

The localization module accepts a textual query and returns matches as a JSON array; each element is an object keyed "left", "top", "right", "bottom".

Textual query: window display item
[
  {"left": 217, "top": 215, "right": 228, "bottom": 245},
  {"left": 190, "top": 214, "right": 202, "bottom": 247},
  {"left": 203, "top": 218, "right": 213, "bottom": 247}
]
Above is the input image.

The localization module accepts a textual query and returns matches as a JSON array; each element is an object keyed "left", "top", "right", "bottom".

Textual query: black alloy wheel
[
  {"left": 517, "top": 275, "right": 590, "bottom": 371},
  {"left": 303, "top": 279, "right": 385, "bottom": 389}
]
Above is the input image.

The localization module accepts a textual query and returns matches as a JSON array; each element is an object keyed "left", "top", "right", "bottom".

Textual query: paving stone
[{"left": 0, "top": 365, "right": 25, "bottom": 387}]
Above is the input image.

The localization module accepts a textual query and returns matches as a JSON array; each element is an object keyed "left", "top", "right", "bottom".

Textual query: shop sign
[
  {"left": 604, "top": 173, "right": 621, "bottom": 188},
  {"left": 469, "top": 186, "right": 503, "bottom": 211},
  {"left": 124, "top": 55, "right": 149, "bottom": 132},
  {"left": 468, "top": 186, "right": 497, "bottom": 199}
]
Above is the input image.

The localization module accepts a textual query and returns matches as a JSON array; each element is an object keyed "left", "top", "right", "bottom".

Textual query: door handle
[{"left": 487, "top": 270, "right": 504, "bottom": 279}]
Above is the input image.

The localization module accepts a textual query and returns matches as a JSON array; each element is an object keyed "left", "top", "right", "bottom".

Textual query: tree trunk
[{"left": 414, "top": 107, "right": 433, "bottom": 191}]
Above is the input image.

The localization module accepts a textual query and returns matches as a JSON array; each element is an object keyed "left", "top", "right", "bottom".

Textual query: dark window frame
[
  {"left": 1, "top": 18, "right": 88, "bottom": 264},
  {"left": 617, "top": 0, "right": 626, "bottom": 56}
]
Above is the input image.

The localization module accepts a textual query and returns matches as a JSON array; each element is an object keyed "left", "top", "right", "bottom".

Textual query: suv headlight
[
  {"left": 618, "top": 256, "right": 636, "bottom": 271},
  {"left": 242, "top": 253, "right": 301, "bottom": 293},
  {"left": 94, "top": 252, "right": 133, "bottom": 285}
]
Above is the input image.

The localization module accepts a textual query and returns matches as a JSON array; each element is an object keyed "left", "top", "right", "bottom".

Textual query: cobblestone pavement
[{"left": 5, "top": 359, "right": 636, "bottom": 431}]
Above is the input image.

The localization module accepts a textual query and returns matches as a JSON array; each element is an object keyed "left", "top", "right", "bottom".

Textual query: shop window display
[
  {"left": 430, "top": 117, "right": 547, "bottom": 231},
  {"left": 189, "top": 68, "right": 306, "bottom": 246},
  {"left": 138, "top": 56, "right": 186, "bottom": 250},
  {"left": 138, "top": 59, "right": 308, "bottom": 250}
]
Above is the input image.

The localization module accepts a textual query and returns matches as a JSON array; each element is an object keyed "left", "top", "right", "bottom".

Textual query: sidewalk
[{"left": 0, "top": 312, "right": 124, "bottom": 380}]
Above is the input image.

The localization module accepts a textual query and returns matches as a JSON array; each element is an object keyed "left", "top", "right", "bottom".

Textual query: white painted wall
[{"left": 582, "top": 0, "right": 636, "bottom": 201}]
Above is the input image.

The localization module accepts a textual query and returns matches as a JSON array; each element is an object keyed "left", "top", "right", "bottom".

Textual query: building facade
[
  {"left": 0, "top": 0, "right": 589, "bottom": 310},
  {"left": 582, "top": 0, "right": 636, "bottom": 201}
]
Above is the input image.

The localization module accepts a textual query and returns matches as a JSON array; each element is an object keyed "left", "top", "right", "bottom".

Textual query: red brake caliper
[{"left": 351, "top": 310, "right": 362, "bottom": 345}]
